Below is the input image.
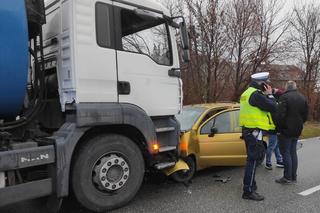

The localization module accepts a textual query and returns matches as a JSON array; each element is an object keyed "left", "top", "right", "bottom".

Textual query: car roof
[{"left": 185, "top": 102, "right": 240, "bottom": 110}]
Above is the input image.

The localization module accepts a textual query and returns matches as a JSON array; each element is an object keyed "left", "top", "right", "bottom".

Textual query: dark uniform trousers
[
  {"left": 278, "top": 134, "right": 298, "bottom": 181},
  {"left": 243, "top": 131, "right": 259, "bottom": 193}
]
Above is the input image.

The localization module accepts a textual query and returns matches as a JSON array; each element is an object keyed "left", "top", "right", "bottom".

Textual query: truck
[{"left": 0, "top": 0, "right": 190, "bottom": 212}]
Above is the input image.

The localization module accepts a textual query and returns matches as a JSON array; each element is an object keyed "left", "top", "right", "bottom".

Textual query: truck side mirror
[
  {"left": 179, "top": 20, "right": 190, "bottom": 63},
  {"left": 179, "top": 21, "right": 189, "bottom": 50},
  {"left": 170, "top": 16, "right": 190, "bottom": 63},
  {"left": 182, "top": 49, "right": 190, "bottom": 63},
  {"left": 208, "top": 127, "right": 218, "bottom": 137},
  {"left": 179, "top": 21, "right": 190, "bottom": 63}
]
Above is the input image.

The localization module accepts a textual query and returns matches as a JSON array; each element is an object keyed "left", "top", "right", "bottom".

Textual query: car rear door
[{"left": 197, "top": 109, "right": 246, "bottom": 167}]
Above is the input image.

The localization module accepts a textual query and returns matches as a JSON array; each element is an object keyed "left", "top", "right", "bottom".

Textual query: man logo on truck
[{"left": 20, "top": 153, "right": 50, "bottom": 163}]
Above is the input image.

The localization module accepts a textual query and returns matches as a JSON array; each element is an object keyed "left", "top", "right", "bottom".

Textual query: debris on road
[{"left": 212, "top": 174, "right": 232, "bottom": 183}]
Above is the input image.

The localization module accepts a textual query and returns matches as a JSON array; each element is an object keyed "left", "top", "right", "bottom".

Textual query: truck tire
[
  {"left": 71, "top": 134, "right": 144, "bottom": 212},
  {"left": 171, "top": 156, "right": 195, "bottom": 183}
]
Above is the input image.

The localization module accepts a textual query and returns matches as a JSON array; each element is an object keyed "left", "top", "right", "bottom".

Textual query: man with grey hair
[{"left": 275, "top": 81, "right": 308, "bottom": 184}]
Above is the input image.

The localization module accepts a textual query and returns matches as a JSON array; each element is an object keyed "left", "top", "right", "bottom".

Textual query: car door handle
[{"left": 240, "top": 136, "right": 243, "bottom": 140}]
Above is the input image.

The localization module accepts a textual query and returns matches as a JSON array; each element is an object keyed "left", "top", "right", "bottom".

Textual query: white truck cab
[
  {"left": 0, "top": 0, "right": 189, "bottom": 212},
  {"left": 44, "top": 0, "right": 183, "bottom": 115}
]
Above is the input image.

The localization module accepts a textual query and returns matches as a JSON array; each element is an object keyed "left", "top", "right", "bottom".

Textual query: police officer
[{"left": 240, "top": 72, "right": 277, "bottom": 201}]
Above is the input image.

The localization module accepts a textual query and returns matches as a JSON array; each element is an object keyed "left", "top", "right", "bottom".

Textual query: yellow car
[{"left": 172, "top": 103, "right": 247, "bottom": 182}]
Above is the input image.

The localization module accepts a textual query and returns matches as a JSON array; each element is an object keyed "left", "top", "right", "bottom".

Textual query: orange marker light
[
  {"left": 152, "top": 144, "right": 159, "bottom": 151},
  {"left": 180, "top": 141, "right": 188, "bottom": 152}
]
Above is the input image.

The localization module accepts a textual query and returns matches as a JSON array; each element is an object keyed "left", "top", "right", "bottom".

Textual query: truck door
[{"left": 114, "top": 4, "right": 181, "bottom": 116}]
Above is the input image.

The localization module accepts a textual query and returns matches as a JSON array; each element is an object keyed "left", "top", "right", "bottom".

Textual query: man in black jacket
[{"left": 275, "top": 81, "right": 308, "bottom": 184}]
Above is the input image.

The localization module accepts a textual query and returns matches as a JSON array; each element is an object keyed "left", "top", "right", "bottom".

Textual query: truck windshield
[
  {"left": 175, "top": 106, "right": 206, "bottom": 131},
  {"left": 120, "top": 9, "right": 172, "bottom": 66}
]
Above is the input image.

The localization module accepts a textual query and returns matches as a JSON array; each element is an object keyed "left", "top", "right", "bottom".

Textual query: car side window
[
  {"left": 200, "top": 111, "right": 232, "bottom": 134},
  {"left": 200, "top": 118, "right": 215, "bottom": 135},
  {"left": 198, "top": 110, "right": 217, "bottom": 127}
]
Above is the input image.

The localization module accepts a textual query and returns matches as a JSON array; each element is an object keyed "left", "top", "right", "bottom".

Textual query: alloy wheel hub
[{"left": 93, "top": 154, "right": 130, "bottom": 191}]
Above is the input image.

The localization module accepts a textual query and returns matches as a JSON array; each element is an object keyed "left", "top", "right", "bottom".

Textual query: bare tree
[
  {"left": 224, "top": 0, "right": 288, "bottom": 101},
  {"left": 290, "top": 3, "right": 320, "bottom": 120},
  {"left": 159, "top": 0, "right": 185, "bottom": 17},
  {"left": 290, "top": 4, "right": 320, "bottom": 95},
  {"left": 159, "top": 0, "right": 288, "bottom": 104},
  {"left": 182, "top": 0, "right": 233, "bottom": 103}
]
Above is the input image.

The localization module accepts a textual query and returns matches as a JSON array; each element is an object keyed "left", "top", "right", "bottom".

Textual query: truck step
[
  {"left": 154, "top": 162, "right": 175, "bottom": 170},
  {"left": 155, "top": 127, "right": 175, "bottom": 133},
  {"left": 158, "top": 146, "right": 176, "bottom": 153}
]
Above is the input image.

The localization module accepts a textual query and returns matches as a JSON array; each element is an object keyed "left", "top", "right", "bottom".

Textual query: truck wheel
[
  {"left": 171, "top": 156, "right": 196, "bottom": 183},
  {"left": 71, "top": 134, "right": 144, "bottom": 212}
]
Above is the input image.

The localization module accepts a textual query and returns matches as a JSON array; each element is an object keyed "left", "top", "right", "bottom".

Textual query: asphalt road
[{"left": 1, "top": 137, "right": 320, "bottom": 213}]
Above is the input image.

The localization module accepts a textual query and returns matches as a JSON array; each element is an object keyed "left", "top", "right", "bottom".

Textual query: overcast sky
[
  {"left": 283, "top": 0, "right": 318, "bottom": 8},
  {"left": 276, "top": 0, "right": 319, "bottom": 17}
]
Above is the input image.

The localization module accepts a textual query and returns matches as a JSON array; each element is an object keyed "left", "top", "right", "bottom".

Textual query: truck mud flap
[{"left": 0, "top": 145, "right": 55, "bottom": 171}]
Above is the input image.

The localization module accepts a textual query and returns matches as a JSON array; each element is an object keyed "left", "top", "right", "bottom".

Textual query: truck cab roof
[{"left": 45, "top": 0, "right": 171, "bottom": 17}]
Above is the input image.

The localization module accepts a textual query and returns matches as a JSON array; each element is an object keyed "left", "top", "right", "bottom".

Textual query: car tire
[
  {"left": 171, "top": 156, "right": 196, "bottom": 183},
  {"left": 71, "top": 134, "right": 144, "bottom": 212}
]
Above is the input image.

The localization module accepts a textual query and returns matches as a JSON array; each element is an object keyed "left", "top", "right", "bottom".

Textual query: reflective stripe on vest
[{"left": 239, "top": 87, "right": 276, "bottom": 131}]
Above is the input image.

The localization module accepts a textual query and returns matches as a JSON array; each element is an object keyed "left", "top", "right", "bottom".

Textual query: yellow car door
[{"left": 197, "top": 109, "right": 246, "bottom": 168}]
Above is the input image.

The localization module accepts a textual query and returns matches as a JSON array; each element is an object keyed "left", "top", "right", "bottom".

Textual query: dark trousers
[
  {"left": 278, "top": 134, "right": 298, "bottom": 180},
  {"left": 243, "top": 132, "right": 258, "bottom": 194}
]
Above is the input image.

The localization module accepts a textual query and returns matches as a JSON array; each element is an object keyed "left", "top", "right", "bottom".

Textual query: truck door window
[
  {"left": 120, "top": 9, "right": 172, "bottom": 66},
  {"left": 96, "top": 2, "right": 112, "bottom": 48}
]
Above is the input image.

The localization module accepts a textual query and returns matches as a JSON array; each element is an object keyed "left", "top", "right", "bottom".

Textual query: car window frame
[
  {"left": 232, "top": 108, "right": 241, "bottom": 133},
  {"left": 194, "top": 107, "right": 228, "bottom": 130}
]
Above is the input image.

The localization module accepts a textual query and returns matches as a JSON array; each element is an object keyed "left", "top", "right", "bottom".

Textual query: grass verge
[{"left": 301, "top": 122, "right": 320, "bottom": 139}]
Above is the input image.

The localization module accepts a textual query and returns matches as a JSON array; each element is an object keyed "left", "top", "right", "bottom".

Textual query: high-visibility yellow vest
[{"left": 239, "top": 87, "right": 276, "bottom": 131}]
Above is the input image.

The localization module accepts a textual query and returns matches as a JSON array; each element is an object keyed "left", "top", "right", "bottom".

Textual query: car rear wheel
[{"left": 171, "top": 156, "right": 196, "bottom": 183}]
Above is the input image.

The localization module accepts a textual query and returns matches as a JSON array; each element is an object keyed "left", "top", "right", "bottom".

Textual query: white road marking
[{"left": 299, "top": 185, "right": 320, "bottom": 196}]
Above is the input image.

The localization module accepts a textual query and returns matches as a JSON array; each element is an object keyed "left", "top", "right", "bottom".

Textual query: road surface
[{"left": 1, "top": 137, "right": 320, "bottom": 213}]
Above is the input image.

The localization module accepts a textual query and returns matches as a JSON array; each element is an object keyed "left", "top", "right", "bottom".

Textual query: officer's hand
[{"left": 264, "top": 84, "right": 272, "bottom": 95}]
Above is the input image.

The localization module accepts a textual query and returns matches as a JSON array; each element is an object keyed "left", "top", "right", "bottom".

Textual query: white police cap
[{"left": 251, "top": 72, "right": 270, "bottom": 81}]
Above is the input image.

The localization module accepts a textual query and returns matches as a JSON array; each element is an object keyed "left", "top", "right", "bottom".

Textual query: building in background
[{"left": 258, "top": 64, "right": 305, "bottom": 89}]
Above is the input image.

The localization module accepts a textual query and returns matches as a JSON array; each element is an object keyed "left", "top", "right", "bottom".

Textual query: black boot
[
  {"left": 242, "top": 191, "right": 264, "bottom": 201},
  {"left": 252, "top": 184, "right": 257, "bottom": 191},
  {"left": 275, "top": 177, "right": 292, "bottom": 184}
]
